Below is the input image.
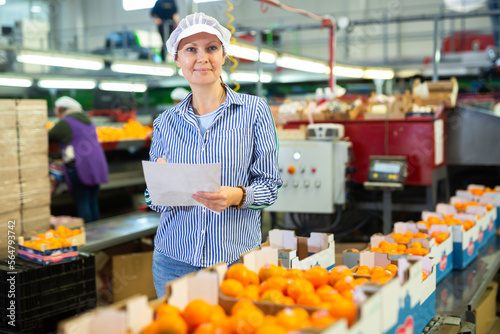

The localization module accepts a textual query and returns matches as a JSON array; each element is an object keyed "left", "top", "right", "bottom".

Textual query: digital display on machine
[{"left": 372, "top": 162, "right": 401, "bottom": 174}]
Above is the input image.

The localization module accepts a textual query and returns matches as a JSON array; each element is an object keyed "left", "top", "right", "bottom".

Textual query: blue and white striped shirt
[{"left": 145, "top": 86, "right": 282, "bottom": 267}]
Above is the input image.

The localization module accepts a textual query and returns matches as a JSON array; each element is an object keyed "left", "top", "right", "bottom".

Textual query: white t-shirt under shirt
[{"left": 195, "top": 110, "right": 218, "bottom": 135}]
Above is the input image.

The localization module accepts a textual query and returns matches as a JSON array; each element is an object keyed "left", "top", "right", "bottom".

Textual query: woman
[
  {"left": 48, "top": 96, "right": 108, "bottom": 223},
  {"left": 145, "top": 12, "right": 282, "bottom": 297}
]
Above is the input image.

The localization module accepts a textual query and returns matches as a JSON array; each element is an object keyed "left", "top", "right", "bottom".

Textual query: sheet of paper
[{"left": 142, "top": 161, "right": 221, "bottom": 206}]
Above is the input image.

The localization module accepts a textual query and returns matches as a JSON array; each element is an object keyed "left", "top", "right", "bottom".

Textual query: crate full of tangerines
[{"left": 17, "top": 226, "right": 84, "bottom": 265}]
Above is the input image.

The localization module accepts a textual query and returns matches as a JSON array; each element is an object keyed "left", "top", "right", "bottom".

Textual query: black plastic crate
[{"left": 0, "top": 253, "right": 96, "bottom": 333}]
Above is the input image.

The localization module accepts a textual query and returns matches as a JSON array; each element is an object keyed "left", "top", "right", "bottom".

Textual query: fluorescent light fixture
[
  {"left": 99, "top": 81, "right": 147, "bottom": 93},
  {"left": 230, "top": 72, "right": 272, "bottom": 83},
  {"left": 333, "top": 65, "right": 364, "bottom": 78},
  {"left": 396, "top": 69, "right": 422, "bottom": 78},
  {"left": 0, "top": 0, "right": 5, "bottom": 5},
  {"left": 0, "top": 76, "right": 33, "bottom": 88},
  {"left": 276, "top": 55, "right": 329, "bottom": 74},
  {"left": 227, "top": 43, "right": 277, "bottom": 64},
  {"left": 38, "top": 79, "right": 96, "bottom": 89},
  {"left": 31, "top": 5, "right": 42, "bottom": 13},
  {"left": 122, "top": 0, "right": 156, "bottom": 11},
  {"left": 17, "top": 52, "right": 104, "bottom": 70},
  {"left": 111, "top": 61, "right": 175, "bottom": 76},
  {"left": 364, "top": 69, "right": 394, "bottom": 80}
]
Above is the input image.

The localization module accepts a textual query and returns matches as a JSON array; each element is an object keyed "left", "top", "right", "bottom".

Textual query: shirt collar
[{"left": 173, "top": 84, "right": 244, "bottom": 116}]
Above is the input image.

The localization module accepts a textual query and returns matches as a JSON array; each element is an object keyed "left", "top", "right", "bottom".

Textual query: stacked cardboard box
[{"left": 0, "top": 99, "right": 51, "bottom": 257}]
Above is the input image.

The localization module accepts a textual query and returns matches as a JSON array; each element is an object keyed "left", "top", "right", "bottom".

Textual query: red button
[
  {"left": 311, "top": 167, "right": 317, "bottom": 173},
  {"left": 287, "top": 166, "right": 296, "bottom": 174}
]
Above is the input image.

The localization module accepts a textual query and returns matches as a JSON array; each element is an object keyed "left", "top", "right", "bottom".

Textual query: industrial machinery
[{"left": 265, "top": 139, "right": 352, "bottom": 214}]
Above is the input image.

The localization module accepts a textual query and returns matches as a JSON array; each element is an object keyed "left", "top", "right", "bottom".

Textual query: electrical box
[{"left": 266, "top": 140, "right": 351, "bottom": 214}]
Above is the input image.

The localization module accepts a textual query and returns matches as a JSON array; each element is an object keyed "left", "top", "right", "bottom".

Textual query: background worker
[
  {"left": 145, "top": 13, "right": 282, "bottom": 298},
  {"left": 151, "top": 0, "right": 180, "bottom": 62},
  {"left": 170, "top": 87, "right": 190, "bottom": 105},
  {"left": 48, "top": 96, "right": 109, "bottom": 223}
]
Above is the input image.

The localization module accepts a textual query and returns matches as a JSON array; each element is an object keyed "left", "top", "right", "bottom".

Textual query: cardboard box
[
  {"left": 0, "top": 100, "right": 17, "bottom": 129},
  {"left": 423, "top": 210, "right": 479, "bottom": 270},
  {"left": 474, "top": 281, "right": 499, "bottom": 334},
  {"left": 50, "top": 215, "right": 85, "bottom": 229},
  {"left": 96, "top": 241, "right": 156, "bottom": 303},
  {"left": 17, "top": 237, "right": 78, "bottom": 265},
  {"left": 393, "top": 222, "right": 453, "bottom": 284},
  {"left": 265, "top": 229, "right": 335, "bottom": 271}
]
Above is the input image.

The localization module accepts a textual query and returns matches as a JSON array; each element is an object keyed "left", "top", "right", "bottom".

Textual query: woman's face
[{"left": 175, "top": 32, "right": 225, "bottom": 87}]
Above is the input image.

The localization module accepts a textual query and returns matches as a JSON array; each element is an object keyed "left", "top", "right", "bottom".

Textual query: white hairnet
[
  {"left": 166, "top": 12, "right": 231, "bottom": 57},
  {"left": 55, "top": 96, "right": 82, "bottom": 110},
  {"left": 171, "top": 87, "right": 190, "bottom": 101}
]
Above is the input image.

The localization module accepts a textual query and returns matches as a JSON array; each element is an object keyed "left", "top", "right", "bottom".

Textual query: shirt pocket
[{"left": 212, "top": 128, "right": 252, "bottom": 168}]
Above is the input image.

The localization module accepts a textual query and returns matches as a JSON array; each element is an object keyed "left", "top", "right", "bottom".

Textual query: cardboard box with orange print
[{"left": 264, "top": 229, "right": 335, "bottom": 271}]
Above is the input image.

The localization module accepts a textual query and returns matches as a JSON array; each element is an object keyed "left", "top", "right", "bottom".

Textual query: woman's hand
[{"left": 191, "top": 186, "right": 243, "bottom": 212}]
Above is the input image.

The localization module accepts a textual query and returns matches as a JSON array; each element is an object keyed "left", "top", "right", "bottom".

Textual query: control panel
[{"left": 266, "top": 140, "right": 351, "bottom": 214}]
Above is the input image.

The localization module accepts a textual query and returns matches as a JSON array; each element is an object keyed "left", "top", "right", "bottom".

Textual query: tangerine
[
  {"left": 304, "top": 266, "right": 329, "bottom": 288},
  {"left": 182, "top": 299, "right": 212, "bottom": 329}
]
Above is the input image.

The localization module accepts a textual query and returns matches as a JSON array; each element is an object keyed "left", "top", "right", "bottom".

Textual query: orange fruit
[
  {"left": 182, "top": 299, "right": 212, "bottom": 329},
  {"left": 156, "top": 303, "right": 182, "bottom": 318},
  {"left": 229, "top": 304, "right": 265, "bottom": 333},
  {"left": 226, "top": 264, "right": 252, "bottom": 286},
  {"left": 355, "top": 265, "right": 370, "bottom": 276},
  {"left": 260, "top": 289, "right": 285, "bottom": 304},
  {"left": 310, "top": 309, "right": 336, "bottom": 328},
  {"left": 276, "top": 308, "right": 309, "bottom": 331},
  {"left": 281, "top": 296, "right": 295, "bottom": 305},
  {"left": 140, "top": 321, "right": 159, "bottom": 334},
  {"left": 258, "top": 263, "right": 286, "bottom": 282},
  {"left": 192, "top": 323, "right": 215, "bottom": 334},
  {"left": 328, "top": 266, "right": 353, "bottom": 286},
  {"left": 221, "top": 279, "right": 244, "bottom": 297},
  {"left": 329, "top": 297, "right": 358, "bottom": 326},
  {"left": 296, "top": 292, "right": 322, "bottom": 307},
  {"left": 155, "top": 315, "right": 188, "bottom": 334},
  {"left": 286, "top": 278, "right": 315, "bottom": 300},
  {"left": 385, "top": 264, "right": 398, "bottom": 276},
  {"left": 256, "top": 324, "right": 287, "bottom": 334},
  {"left": 333, "top": 275, "right": 354, "bottom": 293},
  {"left": 236, "top": 284, "right": 260, "bottom": 301},
  {"left": 260, "top": 276, "right": 288, "bottom": 294},
  {"left": 248, "top": 270, "right": 260, "bottom": 285},
  {"left": 285, "top": 268, "right": 304, "bottom": 279},
  {"left": 231, "top": 300, "right": 257, "bottom": 316},
  {"left": 304, "top": 266, "right": 329, "bottom": 288}
]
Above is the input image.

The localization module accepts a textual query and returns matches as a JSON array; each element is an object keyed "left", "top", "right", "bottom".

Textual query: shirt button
[
  {"left": 201, "top": 147, "right": 205, "bottom": 151},
  {"left": 202, "top": 209, "right": 206, "bottom": 213},
  {"left": 201, "top": 230, "right": 205, "bottom": 234}
]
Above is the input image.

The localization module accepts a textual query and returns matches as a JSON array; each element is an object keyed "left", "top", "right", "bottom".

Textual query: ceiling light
[
  {"left": 31, "top": 5, "right": 42, "bottom": 13},
  {"left": 111, "top": 61, "right": 175, "bottom": 76},
  {"left": 0, "top": 0, "right": 6, "bottom": 5},
  {"left": 396, "top": 69, "right": 422, "bottom": 78},
  {"left": 0, "top": 76, "right": 33, "bottom": 88},
  {"left": 230, "top": 72, "right": 272, "bottom": 83},
  {"left": 122, "top": 0, "right": 156, "bottom": 11},
  {"left": 364, "top": 69, "right": 394, "bottom": 80},
  {"left": 227, "top": 43, "right": 277, "bottom": 64},
  {"left": 99, "top": 81, "right": 147, "bottom": 93},
  {"left": 17, "top": 52, "right": 104, "bottom": 70},
  {"left": 333, "top": 65, "right": 364, "bottom": 78},
  {"left": 38, "top": 79, "right": 96, "bottom": 89},
  {"left": 276, "top": 55, "right": 329, "bottom": 74}
]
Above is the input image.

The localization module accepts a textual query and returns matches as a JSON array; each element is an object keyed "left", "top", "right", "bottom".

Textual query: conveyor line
[{"left": 79, "top": 211, "right": 160, "bottom": 253}]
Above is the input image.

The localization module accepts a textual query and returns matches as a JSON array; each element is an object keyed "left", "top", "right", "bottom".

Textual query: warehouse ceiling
[{"left": 0, "top": 0, "right": 498, "bottom": 95}]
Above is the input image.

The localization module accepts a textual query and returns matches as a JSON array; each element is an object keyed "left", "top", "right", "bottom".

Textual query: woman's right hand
[{"left": 157, "top": 158, "right": 167, "bottom": 163}]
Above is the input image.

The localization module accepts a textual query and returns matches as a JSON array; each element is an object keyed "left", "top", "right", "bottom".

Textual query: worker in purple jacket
[{"left": 49, "top": 96, "right": 109, "bottom": 223}]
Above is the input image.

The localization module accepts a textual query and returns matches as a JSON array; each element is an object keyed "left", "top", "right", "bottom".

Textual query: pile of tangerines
[
  {"left": 369, "top": 240, "right": 430, "bottom": 256},
  {"left": 453, "top": 200, "right": 494, "bottom": 212},
  {"left": 418, "top": 215, "right": 475, "bottom": 231},
  {"left": 391, "top": 230, "right": 449, "bottom": 246},
  {"left": 23, "top": 226, "right": 80, "bottom": 251},
  {"left": 96, "top": 119, "right": 152, "bottom": 142},
  {"left": 467, "top": 187, "right": 498, "bottom": 196}
]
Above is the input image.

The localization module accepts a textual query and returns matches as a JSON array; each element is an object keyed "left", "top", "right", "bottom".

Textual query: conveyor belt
[
  {"left": 435, "top": 235, "right": 500, "bottom": 317},
  {"left": 79, "top": 211, "right": 160, "bottom": 253}
]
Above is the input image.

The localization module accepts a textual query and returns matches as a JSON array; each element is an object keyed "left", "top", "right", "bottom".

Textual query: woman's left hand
[{"left": 191, "top": 186, "right": 243, "bottom": 212}]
